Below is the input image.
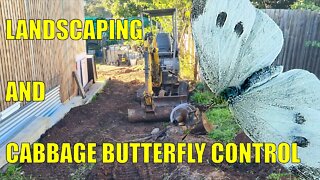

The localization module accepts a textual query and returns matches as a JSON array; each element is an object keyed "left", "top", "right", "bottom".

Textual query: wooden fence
[
  {"left": 264, "top": 9, "right": 320, "bottom": 77},
  {"left": 182, "top": 9, "right": 320, "bottom": 81},
  {"left": 0, "top": 0, "right": 86, "bottom": 111}
]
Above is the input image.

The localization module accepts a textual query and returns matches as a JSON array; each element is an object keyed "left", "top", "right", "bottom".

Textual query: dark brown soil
[{"left": 22, "top": 65, "right": 288, "bottom": 180}]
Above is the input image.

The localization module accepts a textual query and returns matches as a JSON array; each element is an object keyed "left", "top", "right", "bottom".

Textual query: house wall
[{"left": 0, "top": 0, "right": 86, "bottom": 111}]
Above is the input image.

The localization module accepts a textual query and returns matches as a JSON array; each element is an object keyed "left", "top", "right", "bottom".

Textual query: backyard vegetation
[
  {"left": 206, "top": 108, "right": 240, "bottom": 143},
  {"left": 190, "top": 83, "right": 241, "bottom": 143},
  {"left": 291, "top": 0, "right": 320, "bottom": 11}
]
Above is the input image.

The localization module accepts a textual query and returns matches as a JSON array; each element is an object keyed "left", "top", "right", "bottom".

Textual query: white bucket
[{"left": 130, "top": 59, "right": 137, "bottom": 66}]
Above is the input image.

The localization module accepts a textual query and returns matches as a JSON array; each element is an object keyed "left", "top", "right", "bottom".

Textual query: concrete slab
[{"left": 83, "top": 80, "right": 107, "bottom": 104}]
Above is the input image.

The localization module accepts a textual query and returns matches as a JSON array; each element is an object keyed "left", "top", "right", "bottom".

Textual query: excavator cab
[
  {"left": 156, "top": 32, "right": 179, "bottom": 85},
  {"left": 128, "top": 8, "right": 189, "bottom": 122}
]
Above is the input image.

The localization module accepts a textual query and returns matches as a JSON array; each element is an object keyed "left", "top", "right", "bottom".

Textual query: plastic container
[{"left": 130, "top": 58, "right": 137, "bottom": 66}]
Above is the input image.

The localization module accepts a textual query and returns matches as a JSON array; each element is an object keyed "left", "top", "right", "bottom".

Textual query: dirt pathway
[{"left": 22, "top": 65, "right": 286, "bottom": 180}]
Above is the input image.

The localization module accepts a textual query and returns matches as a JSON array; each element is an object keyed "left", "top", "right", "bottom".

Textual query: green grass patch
[
  {"left": 206, "top": 108, "right": 240, "bottom": 143},
  {"left": 190, "top": 83, "right": 240, "bottom": 143}
]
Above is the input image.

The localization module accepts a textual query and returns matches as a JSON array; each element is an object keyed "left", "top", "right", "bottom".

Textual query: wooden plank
[
  {"left": 84, "top": 79, "right": 94, "bottom": 92},
  {"left": 72, "top": 71, "right": 86, "bottom": 99}
]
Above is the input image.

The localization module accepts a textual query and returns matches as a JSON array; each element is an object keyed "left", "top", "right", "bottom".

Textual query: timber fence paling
[{"left": 264, "top": 9, "right": 320, "bottom": 78}]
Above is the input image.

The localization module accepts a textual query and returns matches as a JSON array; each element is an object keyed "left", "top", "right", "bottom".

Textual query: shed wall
[{"left": 0, "top": 0, "right": 86, "bottom": 111}]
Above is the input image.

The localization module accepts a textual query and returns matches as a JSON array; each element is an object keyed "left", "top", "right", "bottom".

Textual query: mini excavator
[{"left": 128, "top": 8, "right": 190, "bottom": 122}]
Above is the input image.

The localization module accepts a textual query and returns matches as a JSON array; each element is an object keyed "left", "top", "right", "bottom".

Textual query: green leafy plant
[
  {"left": 91, "top": 94, "right": 99, "bottom": 102},
  {"left": 191, "top": 91, "right": 216, "bottom": 105},
  {"left": 70, "top": 164, "right": 95, "bottom": 180},
  {"left": 206, "top": 108, "right": 240, "bottom": 143},
  {"left": 305, "top": 40, "right": 320, "bottom": 48},
  {"left": 291, "top": 0, "right": 320, "bottom": 12},
  {"left": 267, "top": 172, "right": 295, "bottom": 180},
  {"left": 190, "top": 83, "right": 226, "bottom": 106},
  {"left": 251, "top": 0, "right": 297, "bottom": 9},
  {"left": 0, "top": 164, "right": 31, "bottom": 180}
]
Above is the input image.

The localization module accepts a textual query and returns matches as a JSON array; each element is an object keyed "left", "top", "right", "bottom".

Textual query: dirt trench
[{"left": 22, "top": 65, "right": 287, "bottom": 180}]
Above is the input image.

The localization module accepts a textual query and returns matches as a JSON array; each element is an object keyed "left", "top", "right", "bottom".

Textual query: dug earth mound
[{"left": 22, "top": 65, "right": 288, "bottom": 179}]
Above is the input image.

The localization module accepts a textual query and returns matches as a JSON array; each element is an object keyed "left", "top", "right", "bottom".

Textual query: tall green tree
[
  {"left": 101, "top": 0, "right": 152, "bottom": 18},
  {"left": 84, "top": 0, "right": 112, "bottom": 17},
  {"left": 250, "top": 0, "right": 297, "bottom": 9},
  {"left": 98, "top": 0, "right": 192, "bottom": 41},
  {"left": 291, "top": 0, "right": 320, "bottom": 11}
]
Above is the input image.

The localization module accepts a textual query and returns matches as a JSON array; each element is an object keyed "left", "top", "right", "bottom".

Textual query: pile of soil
[{"left": 22, "top": 65, "right": 287, "bottom": 179}]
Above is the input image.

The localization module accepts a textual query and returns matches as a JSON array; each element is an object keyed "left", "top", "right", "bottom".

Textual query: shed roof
[{"left": 143, "top": 8, "right": 176, "bottom": 17}]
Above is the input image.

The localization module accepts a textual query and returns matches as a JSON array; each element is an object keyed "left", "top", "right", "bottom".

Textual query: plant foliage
[
  {"left": 206, "top": 108, "right": 240, "bottom": 143},
  {"left": 291, "top": 0, "right": 320, "bottom": 11},
  {"left": 251, "top": 0, "right": 297, "bottom": 9}
]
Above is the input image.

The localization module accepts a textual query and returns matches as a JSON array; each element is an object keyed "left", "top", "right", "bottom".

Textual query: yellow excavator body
[{"left": 128, "top": 8, "right": 189, "bottom": 122}]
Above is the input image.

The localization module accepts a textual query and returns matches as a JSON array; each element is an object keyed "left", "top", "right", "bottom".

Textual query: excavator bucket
[
  {"left": 128, "top": 104, "right": 178, "bottom": 122},
  {"left": 169, "top": 104, "right": 216, "bottom": 134},
  {"left": 128, "top": 83, "right": 189, "bottom": 122}
]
